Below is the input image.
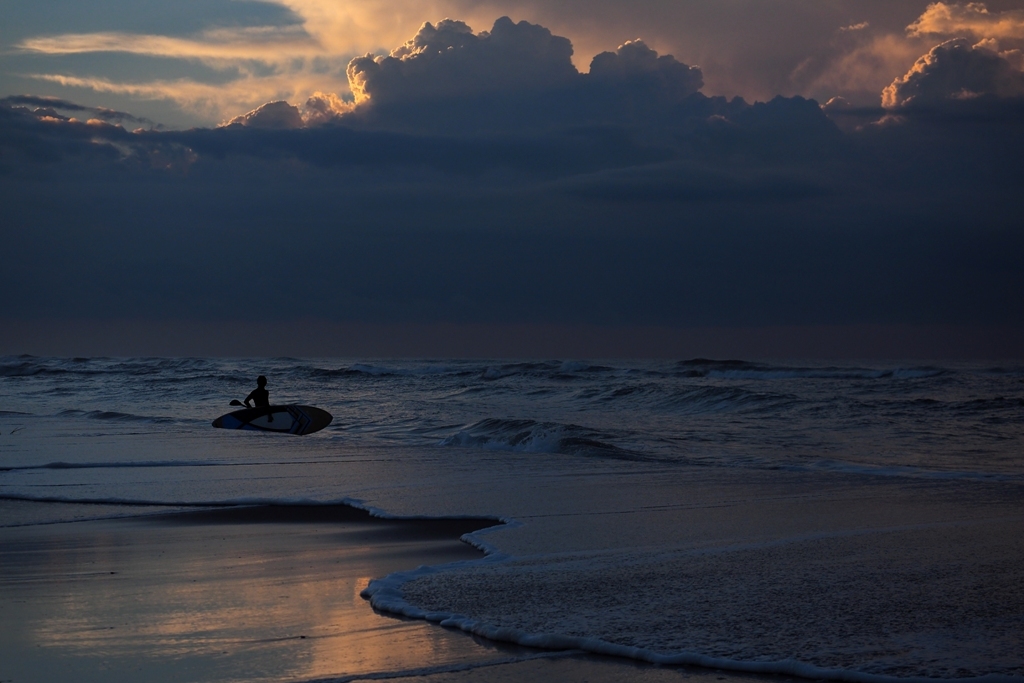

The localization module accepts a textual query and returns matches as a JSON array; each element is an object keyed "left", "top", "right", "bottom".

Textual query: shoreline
[
  {"left": 0, "top": 501, "right": 821, "bottom": 683},
  {"left": 0, "top": 500, "right": 793, "bottom": 683},
  {"left": 4, "top": 499, "right": 1022, "bottom": 683}
]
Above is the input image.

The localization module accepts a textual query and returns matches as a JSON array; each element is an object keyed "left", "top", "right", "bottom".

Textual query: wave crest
[
  {"left": 675, "top": 359, "right": 946, "bottom": 380},
  {"left": 438, "top": 418, "right": 643, "bottom": 460},
  {"left": 56, "top": 409, "right": 175, "bottom": 423}
]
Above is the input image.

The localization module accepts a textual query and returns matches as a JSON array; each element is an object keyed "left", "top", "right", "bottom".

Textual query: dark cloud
[
  {"left": 1, "top": 95, "right": 96, "bottom": 112},
  {"left": 820, "top": 97, "right": 887, "bottom": 131},
  {"left": 0, "top": 103, "right": 131, "bottom": 166},
  {"left": 348, "top": 18, "right": 577, "bottom": 105},
  {"left": 589, "top": 39, "right": 703, "bottom": 99},
  {"left": 0, "top": 95, "right": 157, "bottom": 126},
  {"left": 2, "top": 16, "right": 1023, "bottom": 357},
  {"left": 562, "top": 162, "right": 831, "bottom": 204},
  {"left": 339, "top": 17, "right": 724, "bottom": 134}
]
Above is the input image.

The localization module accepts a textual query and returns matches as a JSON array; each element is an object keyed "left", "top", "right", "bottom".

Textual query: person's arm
[{"left": 244, "top": 390, "right": 256, "bottom": 408}]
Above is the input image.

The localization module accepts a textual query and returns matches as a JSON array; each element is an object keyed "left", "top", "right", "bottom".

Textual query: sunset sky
[{"left": 2, "top": 0, "right": 1023, "bottom": 357}]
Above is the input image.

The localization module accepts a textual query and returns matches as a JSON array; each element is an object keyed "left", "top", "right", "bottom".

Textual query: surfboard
[{"left": 212, "top": 405, "right": 333, "bottom": 435}]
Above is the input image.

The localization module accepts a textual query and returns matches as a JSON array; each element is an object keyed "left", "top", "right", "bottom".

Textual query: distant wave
[
  {"left": 979, "top": 366, "right": 1024, "bottom": 377},
  {"left": 2, "top": 355, "right": 954, "bottom": 383},
  {"left": 0, "top": 356, "right": 239, "bottom": 379},
  {"left": 673, "top": 359, "right": 947, "bottom": 381},
  {"left": 583, "top": 382, "right": 797, "bottom": 414},
  {"left": 481, "top": 363, "right": 551, "bottom": 380},
  {"left": 482, "top": 361, "right": 616, "bottom": 380},
  {"left": 0, "top": 360, "right": 80, "bottom": 377},
  {"left": 56, "top": 409, "right": 176, "bottom": 423},
  {"left": 347, "top": 362, "right": 468, "bottom": 376},
  {"left": 438, "top": 418, "right": 647, "bottom": 460}
]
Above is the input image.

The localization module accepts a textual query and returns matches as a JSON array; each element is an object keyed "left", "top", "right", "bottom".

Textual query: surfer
[{"left": 244, "top": 375, "right": 270, "bottom": 408}]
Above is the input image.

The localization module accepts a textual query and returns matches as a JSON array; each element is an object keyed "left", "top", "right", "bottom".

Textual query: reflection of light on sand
[{"left": 15, "top": 522, "right": 494, "bottom": 681}]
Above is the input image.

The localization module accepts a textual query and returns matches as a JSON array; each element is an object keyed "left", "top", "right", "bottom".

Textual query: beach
[
  {"left": 0, "top": 500, "right": 806, "bottom": 683},
  {"left": 2, "top": 357, "right": 1023, "bottom": 682}
]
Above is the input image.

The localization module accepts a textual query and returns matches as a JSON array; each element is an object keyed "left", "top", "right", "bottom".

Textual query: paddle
[{"left": 228, "top": 398, "right": 277, "bottom": 424}]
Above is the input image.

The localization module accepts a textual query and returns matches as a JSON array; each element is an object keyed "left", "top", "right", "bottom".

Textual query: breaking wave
[{"left": 438, "top": 418, "right": 645, "bottom": 460}]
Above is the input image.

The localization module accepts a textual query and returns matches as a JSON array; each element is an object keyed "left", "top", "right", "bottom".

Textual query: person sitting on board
[{"left": 244, "top": 375, "right": 270, "bottom": 408}]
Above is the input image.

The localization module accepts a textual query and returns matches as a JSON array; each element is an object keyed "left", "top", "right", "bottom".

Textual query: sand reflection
[{"left": 0, "top": 510, "right": 499, "bottom": 683}]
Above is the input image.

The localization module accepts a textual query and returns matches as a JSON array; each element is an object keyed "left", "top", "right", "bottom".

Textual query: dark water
[{"left": 2, "top": 356, "right": 1021, "bottom": 476}]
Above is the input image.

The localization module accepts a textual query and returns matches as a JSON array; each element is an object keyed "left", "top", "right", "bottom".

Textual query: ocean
[{"left": 2, "top": 356, "right": 1023, "bottom": 681}]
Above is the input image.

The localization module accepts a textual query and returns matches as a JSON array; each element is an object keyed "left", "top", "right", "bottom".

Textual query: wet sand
[
  {"left": 0, "top": 504, "right": 821, "bottom": 683},
  {"left": 0, "top": 505, "right": 503, "bottom": 683}
]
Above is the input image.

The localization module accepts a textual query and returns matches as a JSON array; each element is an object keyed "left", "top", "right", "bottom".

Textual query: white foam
[{"left": 362, "top": 556, "right": 1024, "bottom": 683}]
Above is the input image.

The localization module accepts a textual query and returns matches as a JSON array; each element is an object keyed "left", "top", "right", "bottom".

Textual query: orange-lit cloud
[
  {"left": 798, "top": 33, "right": 929, "bottom": 101},
  {"left": 18, "top": 26, "right": 319, "bottom": 63},
  {"left": 882, "top": 37, "right": 1024, "bottom": 108},
  {"left": 15, "top": 0, "right": 1024, "bottom": 126},
  {"left": 908, "top": 3, "right": 1024, "bottom": 42},
  {"left": 13, "top": 1, "right": 530, "bottom": 124},
  {"left": 274, "top": 0, "right": 498, "bottom": 56},
  {"left": 16, "top": 2, "right": 512, "bottom": 67},
  {"left": 794, "top": 3, "right": 1024, "bottom": 107},
  {"left": 13, "top": 7, "right": 368, "bottom": 123},
  {"left": 29, "top": 73, "right": 348, "bottom": 124}
]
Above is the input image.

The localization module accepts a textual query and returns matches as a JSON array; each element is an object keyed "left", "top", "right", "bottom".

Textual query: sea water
[{"left": 1, "top": 356, "right": 1022, "bottom": 680}]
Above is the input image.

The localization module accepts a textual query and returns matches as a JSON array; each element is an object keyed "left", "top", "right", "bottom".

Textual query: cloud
[
  {"left": 0, "top": 95, "right": 156, "bottom": 126},
  {"left": 347, "top": 17, "right": 577, "bottom": 107},
  {"left": 221, "top": 94, "right": 352, "bottom": 127},
  {"left": 0, "top": 102, "right": 136, "bottom": 167},
  {"left": 3, "top": 12, "right": 1024, "bottom": 355},
  {"left": 302, "top": 91, "right": 353, "bottom": 124},
  {"left": 26, "top": 71, "right": 351, "bottom": 124},
  {"left": 17, "top": 25, "right": 319, "bottom": 63},
  {"left": 589, "top": 39, "right": 703, "bottom": 98},
  {"left": 882, "top": 38, "right": 1024, "bottom": 108},
  {"left": 10, "top": 2, "right": 539, "bottom": 126},
  {"left": 13, "top": 17, "right": 351, "bottom": 124},
  {"left": 561, "top": 161, "right": 829, "bottom": 204},
  {"left": 16, "top": 0, "right": 998, "bottom": 128},
  {"left": 787, "top": 4, "right": 1024, "bottom": 109},
  {"left": 225, "top": 101, "right": 304, "bottom": 128},
  {"left": 2, "top": 17, "right": 839, "bottom": 174},
  {"left": 7, "top": 0, "right": 954, "bottom": 127},
  {"left": 335, "top": 17, "right": 717, "bottom": 134},
  {"left": 2, "top": 64, "right": 1023, "bottom": 351},
  {"left": 908, "top": 3, "right": 1024, "bottom": 43}
]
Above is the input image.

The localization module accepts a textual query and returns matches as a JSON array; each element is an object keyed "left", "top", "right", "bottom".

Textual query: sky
[{"left": 1, "top": 0, "right": 1023, "bottom": 358}]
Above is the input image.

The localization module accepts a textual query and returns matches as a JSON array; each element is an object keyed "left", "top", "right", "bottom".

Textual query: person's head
[{"left": 256, "top": 375, "right": 267, "bottom": 387}]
